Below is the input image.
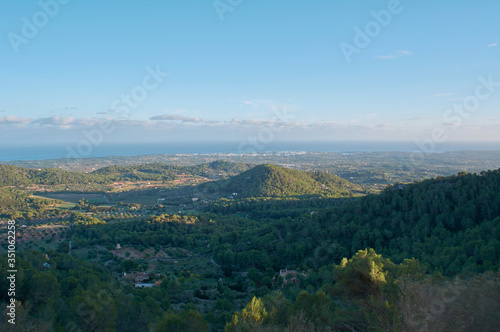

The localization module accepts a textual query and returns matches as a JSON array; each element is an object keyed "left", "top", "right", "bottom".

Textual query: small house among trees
[
  {"left": 278, "top": 269, "right": 306, "bottom": 285},
  {"left": 124, "top": 271, "right": 149, "bottom": 284}
]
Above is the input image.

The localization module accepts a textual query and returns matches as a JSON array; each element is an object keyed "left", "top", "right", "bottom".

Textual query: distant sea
[{"left": 0, "top": 141, "right": 498, "bottom": 161}]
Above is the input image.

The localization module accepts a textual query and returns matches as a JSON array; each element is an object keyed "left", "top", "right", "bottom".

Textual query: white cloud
[
  {"left": 3, "top": 112, "right": 497, "bottom": 143},
  {"left": 33, "top": 116, "right": 76, "bottom": 127},
  {"left": 405, "top": 116, "right": 434, "bottom": 121},
  {"left": 376, "top": 55, "right": 397, "bottom": 59},
  {"left": 488, "top": 43, "right": 498, "bottom": 48},
  {"left": 149, "top": 113, "right": 203, "bottom": 123},
  {"left": 0, "top": 115, "right": 32, "bottom": 125},
  {"left": 375, "top": 50, "right": 413, "bottom": 59}
]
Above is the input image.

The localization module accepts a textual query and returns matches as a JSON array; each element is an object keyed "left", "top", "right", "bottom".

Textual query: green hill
[
  {"left": 0, "top": 161, "right": 254, "bottom": 187},
  {"left": 202, "top": 164, "right": 363, "bottom": 197},
  {"left": 92, "top": 160, "right": 253, "bottom": 181}
]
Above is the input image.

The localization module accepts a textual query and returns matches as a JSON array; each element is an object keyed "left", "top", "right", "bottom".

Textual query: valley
[{"left": 1, "top": 154, "right": 499, "bottom": 330}]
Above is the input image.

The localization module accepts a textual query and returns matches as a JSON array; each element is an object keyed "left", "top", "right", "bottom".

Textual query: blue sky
[{"left": 0, "top": 0, "right": 499, "bottom": 146}]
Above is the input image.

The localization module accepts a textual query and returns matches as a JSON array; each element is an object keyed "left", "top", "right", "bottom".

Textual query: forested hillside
[
  {"left": 0, "top": 188, "right": 63, "bottom": 220},
  {"left": 1, "top": 167, "right": 499, "bottom": 331},
  {"left": 200, "top": 164, "right": 364, "bottom": 197},
  {"left": 93, "top": 160, "right": 253, "bottom": 182},
  {"left": 0, "top": 161, "right": 253, "bottom": 187},
  {"left": 279, "top": 169, "right": 500, "bottom": 275}
]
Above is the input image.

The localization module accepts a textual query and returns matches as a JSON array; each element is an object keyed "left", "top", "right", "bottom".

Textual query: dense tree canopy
[
  {"left": 200, "top": 164, "right": 364, "bottom": 198},
  {"left": 0, "top": 161, "right": 254, "bottom": 187},
  {"left": 1, "top": 165, "right": 499, "bottom": 331}
]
